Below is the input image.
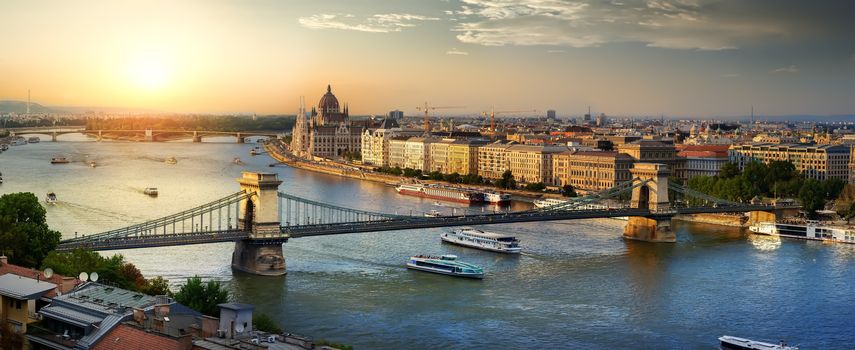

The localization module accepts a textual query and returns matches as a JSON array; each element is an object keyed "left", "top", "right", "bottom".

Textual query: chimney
[{"left": 0, "top": 255, "right": 7, "bottom": 265}]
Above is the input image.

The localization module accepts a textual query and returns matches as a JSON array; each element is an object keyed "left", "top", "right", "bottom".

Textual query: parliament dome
[{"left": 318, "top": 84, "right": 340, "bottom": 112}]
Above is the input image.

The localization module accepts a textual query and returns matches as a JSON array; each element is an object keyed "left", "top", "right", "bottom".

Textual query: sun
[{"left": 127, "top": 55, "right": 171, "bottom": 90}]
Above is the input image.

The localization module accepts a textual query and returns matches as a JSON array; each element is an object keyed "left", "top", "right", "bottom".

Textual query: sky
[{"left": 0, "top": 0, "right": 853, "bottom": 118}]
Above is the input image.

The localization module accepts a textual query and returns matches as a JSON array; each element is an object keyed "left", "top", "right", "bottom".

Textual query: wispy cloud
[
  {"left": 298, "top": 13, "right": 439, "bottom": 33},
  {"left": 449, "top": 0, "right": 847, "bottom": 51},
  {"left": 446, "top": 48, "right": 469, "bottom": 55},
  {"left": 772, "top": 65, "right": 799, "bottom": 74}
]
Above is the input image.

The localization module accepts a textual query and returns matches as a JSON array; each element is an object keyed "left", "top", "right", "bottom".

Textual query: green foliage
[
  {"left": 376, "top": 166, "right": 403, "bottom": 176},
  {"left": 85, "top": 115, "right": 295, "bottom": 132},
  {"left": 253, "top": 313, "right": 282, "bottom": 334},
  {"left": 524, "top": 182, "right": 546, "bottom": 192},
  {"left": 561, "top": 185, "right": 578, "bottom": 197},
  {"left": 0, "top": 320, "right": 25, "bottom": 349},
  {"left": 173, "top": 276, "right": 230, "bottom": 317},
  {"left": 689, "top": 160, "right": 843, "bottom": 216},
  {"left": 41, "top": 249, "right": 151, "bottom": 291},
  {"left": 443, "top": 172, "right": 462, "bottom": 183},
  {"left": 140, "top": 276, "right": 171, "bottom": 296},
  {"left": 0, "top": 192, "right": 62, "bottom": 267},
  {"left": 496, "top": 170, "right": 517, "bottom": 189},
  {"left": 315, "top": 339, "right": 354, "bottom": 350}
]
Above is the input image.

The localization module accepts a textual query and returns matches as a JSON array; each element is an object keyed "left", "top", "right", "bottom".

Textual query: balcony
[{"left": 26, "top": 323, "right": 79, "bottom": 349}]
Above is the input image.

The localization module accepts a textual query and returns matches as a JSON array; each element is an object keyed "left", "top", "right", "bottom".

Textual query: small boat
[
  {"left": 28, "top": 137, "right": 40, "bottom": 143},
  {"left": 1, "top": 144, "right": 9, "bottom": 151},
  {"left": 89, "top": 161, "right": 97, "bottom": 168},
  {"left": 718, "top": 335, "right": 798, "bottom": 350},
  {"left": 50, "top": 157, "right": 70, "bottom": 164},
  {"left": 250, "top": 147, "right": 262, "bottom": 156},
  {"left": 424, "top": 209, "right": 443, "bottom": 217},
  {"left": 406, "top": 254, "right": 484, "bottom": 279},
  {"left": 233, "top": 157, "right": 244, "bottom": 165},
  {"left": 45, "top": 192, "right": 58, "bottom": 204},
  {"left": 11, "top": 138, "right": 27, "bottom": 146},
  {"left": 441, "top": 227, "right": 521, "bottom": 254},
  {"left": 165, "top": 157, "right": 178, "bottom": 165},
  {"left": 143, "top": 187, "right": 159, "bottom": 196}
]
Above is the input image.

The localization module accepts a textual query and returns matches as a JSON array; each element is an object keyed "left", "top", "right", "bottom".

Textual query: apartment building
[
  {"left": 551, "top": 151, "right": 635, "bottom": 193},
  {"left": 729, "top": 143, "right": 850, "bottom": 181}
]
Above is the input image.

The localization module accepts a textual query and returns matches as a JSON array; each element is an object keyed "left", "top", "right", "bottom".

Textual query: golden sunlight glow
[{"left": 126, "top": 54, "right": 171, "bottom": 90}]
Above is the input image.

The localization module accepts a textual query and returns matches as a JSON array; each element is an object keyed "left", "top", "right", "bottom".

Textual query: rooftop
[{"left": 0, "top": 273, "right": 56, "bottom": 299}]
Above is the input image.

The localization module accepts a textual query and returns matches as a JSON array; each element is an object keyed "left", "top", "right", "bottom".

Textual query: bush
[
  {"left": 524, "top": 182, "right": 546, "bottom": 192},
  {"left": 173, "top": 276, "right": 229, "bottom": 317},
  {"left": 253, "top": 313, "right": 282, "bottom": 334}
]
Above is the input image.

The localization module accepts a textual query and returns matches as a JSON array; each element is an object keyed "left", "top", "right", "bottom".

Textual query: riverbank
[
  {"left": 263, "top": 141, "right": 561, "bottom": 201},
  {"left": 674, "top": 213, "right": 749, "bottom": 227}
]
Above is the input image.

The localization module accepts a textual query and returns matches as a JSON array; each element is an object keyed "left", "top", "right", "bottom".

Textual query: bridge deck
[{"left": 59, "top": 205, "right": 789, "bottom": 251}]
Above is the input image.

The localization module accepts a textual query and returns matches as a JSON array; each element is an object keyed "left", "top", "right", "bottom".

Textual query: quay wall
[{"left": 673, "top": 213, "right": 748, "bottom": 227}]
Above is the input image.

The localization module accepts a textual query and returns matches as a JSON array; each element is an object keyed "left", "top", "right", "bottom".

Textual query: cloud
[
  {"left": 449, "top": 0, "right": 853, "bottom": 51},
  {"left": 298, "top": 13, "right": 439, "bottom": 33},
  {"left": 446, "top": 48, "right": 469, "bottom": 55},
  {"left": 722, "top": 73, "right": 740, "bottom": 78},
  {"left": 771, "top": 65, "right": 799, "bottom": 74},
  {"left": 547, "top": 49, "right": 566, "bottom": 53}
]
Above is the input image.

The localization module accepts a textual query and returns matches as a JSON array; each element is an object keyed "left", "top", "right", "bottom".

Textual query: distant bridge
[
  {"left": 8, "top": 127, "right": 278, "bottom": 143},
  {"left": 58, "top": 164, "right": 799, "bottom": 276}
]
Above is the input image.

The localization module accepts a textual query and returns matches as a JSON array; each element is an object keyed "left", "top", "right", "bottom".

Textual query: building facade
[
  {"left": 676, "top": 144, "right": 730, "bottom": 179},
  {"left": 729, "top": 143, "right": 850, "bottom": 181},
  {"left": 403, "top": 137, "right": 435, "bottom": 171},
  {"left": 551, "top": 151, "right": 635, "bottom": 192},
  {"left": 447, "top": 140, "right": 486, "bottom": 176},
  {"left": 428, "top": 139, "right": 456, "bottom": 173},
  {"left": 291, "top": 85, "right": 364, "bottom": 159},
  {"left": 477, "top": 142, "right": 515, "bottom": 180}
]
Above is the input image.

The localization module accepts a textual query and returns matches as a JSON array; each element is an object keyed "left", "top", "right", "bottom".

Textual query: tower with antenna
[{"left": 750, "top": 105, "right": 754, "bottom": 129}]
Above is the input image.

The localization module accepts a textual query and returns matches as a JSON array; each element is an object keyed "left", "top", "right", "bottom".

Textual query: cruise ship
[
  {"left": 718, "top": 335, "right": 798, "bottom": 350},
  {"left": 406, "top": 255, "right": 484, "bottom": 279},
  {"left": 749, "top": 221, "right": 855, "bottom": 244},
  {"left": 441, "top": 227, "right": 521, "bottom": 254},
  {"left": 395, "top": 183, "right": 484, "bottom": 204}
]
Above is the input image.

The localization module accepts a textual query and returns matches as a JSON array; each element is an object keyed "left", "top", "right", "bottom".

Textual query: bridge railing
[{"left": 278, "top": 191, "right": 409, "bottom": 227}]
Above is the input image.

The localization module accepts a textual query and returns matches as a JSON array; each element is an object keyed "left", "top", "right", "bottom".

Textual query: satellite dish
[
  {"left": 235, "top": 324, "right": 245, "bottom": 333},
  {"left": 90, "top": 272, "right": 99, "bottom": 282},
  {"left": 79, "top": 272, "right": 89, "bottom": 282},
  {"left": 44, "top": 268, "right": 54, "bottom": 279}
]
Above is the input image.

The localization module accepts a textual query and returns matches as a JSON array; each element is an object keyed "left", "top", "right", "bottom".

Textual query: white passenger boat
[
  {"left": 533, "top": 198, "right": 568, "bottom": 209},
  {"left": 144, "top": 187, "right": 159, "bottom": 196},
  {"left": 45, "top": 192, "right": 58, "bottom": 204},
  {"left": 441, "top": 227, "right": 521, "bottom": 254},
  {"left": 424, "top": 209, "right": 443, "bottom": 217},
  {"left": 406, "top": 255, "right": 484, "bottom": 279},
  {"left": 718, "top": 335, "right": 798, "bottom": 350},
  {"left": 28, "top": 137, "right": 40, "bottom": 143},
  {"left": 750, "top": 221, "right": 855, "bottom": 244},
  {"left": 483, "top": 191, "right": 511, "bottom": 204},
  {"left": 250, "top": 147, "right": 262, "bottom": 156}
]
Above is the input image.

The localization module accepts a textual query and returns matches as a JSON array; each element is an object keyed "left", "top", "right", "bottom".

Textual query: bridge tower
[
  {"left": 145, "top": 128, "right": 154, "bottom": 142},
  {"left": 623, "top": 163, "right": 676, "bottom": 242},
  {"left": 236, "top": 133, "right": 245, "bottom": 144},
  {"left": 51, "top": 131, "right": 58, "bottom": 142},
  {"left": 232, "top": 172, "right": 287, "bottom": 276},
  {"left": 192, "top": 131, "right": 202, "bottom": 143}
]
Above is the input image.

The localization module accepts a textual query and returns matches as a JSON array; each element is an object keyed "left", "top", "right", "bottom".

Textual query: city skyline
[{"left": 1, "top": 0, "right": 853, "bottom": 117}]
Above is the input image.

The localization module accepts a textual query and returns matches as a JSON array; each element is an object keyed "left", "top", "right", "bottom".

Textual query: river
[{"left": 1, "top": 136, "right": 853, "bottom": 349}]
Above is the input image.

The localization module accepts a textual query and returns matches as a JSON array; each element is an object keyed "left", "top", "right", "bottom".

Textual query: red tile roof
[{"left": 92, "top": 324, "right": 189, "bottom": 350}]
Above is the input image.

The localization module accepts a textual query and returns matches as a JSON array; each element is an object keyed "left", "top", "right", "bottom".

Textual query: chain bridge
[{"left": 57, "top": 164, "right": 799, "bottom": 275}]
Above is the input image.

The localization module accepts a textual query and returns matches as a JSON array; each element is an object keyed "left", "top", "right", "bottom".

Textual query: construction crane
[
  {"left": 482, "top": 107, "right": 537, "bottom": 138},
  {"left": 416, "top": 102, "right": 463, "bottom": 133}
]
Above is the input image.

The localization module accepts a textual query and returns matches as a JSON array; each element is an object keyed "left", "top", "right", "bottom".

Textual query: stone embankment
[
  {"left": 262, "top": 142, "right": 559, "bottom": 201},
  {"left": 674, "top": 213, "right": 748, "bottom": 227}
]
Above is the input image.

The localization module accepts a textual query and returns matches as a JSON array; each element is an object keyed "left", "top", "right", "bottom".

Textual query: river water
[{"left": 1, "top": 136, "right": 854, "bottom": 349}]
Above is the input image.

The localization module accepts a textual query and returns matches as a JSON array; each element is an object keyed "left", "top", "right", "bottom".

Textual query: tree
[
  {"left": 524, "top": 182, "right": 546, "bottom": 192},
  {"left": 0, "top": 192, "right": 62, "bottom": 267},
  {"left": 799, "top": 179, "right": 825, "bottom": 218},
  {"left": 253, "top": 313, "right": 282, "bottom": 334},
  {"left": 443, "top": 172, "right": 462, "bottom": 183},
  {"left": 561, "top": 185, "right": 578, "bottom": 197},
  {"left": 41, "top": 249, "right": 163, "bottom": 293},
  {"left": 173, "top": 276, "right": 230, "bottom": 317},
  {"left": 140, "top": 276, "right": 171, "bottom": 296},
  {"left": 497, "top": 170, "right": 516, "bottom": 189},
  {"left": 718, "top": 162, "right": 741, "bottom": 179}
]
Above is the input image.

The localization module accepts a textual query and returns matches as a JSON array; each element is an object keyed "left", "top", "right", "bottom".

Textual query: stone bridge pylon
[
  {"left": 623, "top": 163, "right": 676, "bottom": 242},
  {"left": 232, "top": 172, "right": 288, "bottom": 276}
]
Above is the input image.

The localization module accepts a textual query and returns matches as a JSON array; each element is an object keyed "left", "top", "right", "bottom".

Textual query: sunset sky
[{"left": 1, "top": 0, "right": 853, "bottom": 117}]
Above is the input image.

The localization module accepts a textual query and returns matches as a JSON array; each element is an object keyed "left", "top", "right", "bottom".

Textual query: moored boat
[
  {"left": 750, "top": 220, "right": 855, "bottom": 244},
  {"left": 441, "top": 227, "right": 521, "bottom": 254},
  {"left": 424, "top": 209, "right": 443, "bottom": 217},
  {"left": 50, "top": 157, "right": 70, "bottom": 164},
  {"left": 45, "top": 192, "right": 58, "bottom": 204},
  {"left": 395, "top": 183, "right": 484, "bottom": 204},
  {"left": 144, "top": 187, "right": 159, "bottom": 196},
  {"left": 533, "top": 198, "right": 568, "bottom": 209},
  {"left": 483, "top": 191, "right": 511, "bottom": 204},
  {"left": 406, "top": 255, "right": 484, "bottom": 279},
  {"left": 250, "top": 147, "right": 262, "bottom": 156},
  {"left": 718, "top": 335, "right": 798, "bottom": 350}
]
